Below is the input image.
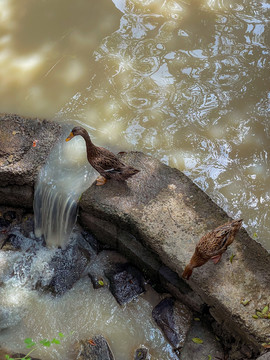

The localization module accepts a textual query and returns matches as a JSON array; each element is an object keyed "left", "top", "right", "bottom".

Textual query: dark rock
[
  {"left": 87, "top": 250, "right": 127, "bottom": 290},
  {"left": 0, "top": 217, "right": 9, "bottom": 228},
  {"left": 41, "top": 242, "right": 90, "bottom": 295},
  {"left": 3, "top": 210, "right": 17, "bottom": 223},
  {"left": 76, "top": 335, "right": 115, "bottom": 360},
  {"left": 134, "top": 347, "right": 150, "bottom": 360},
  {"left": 152, "top": 297, "right": 193, "bottom": 349},
  {"left": 105, "top": 263, "right": 145, "bottom": 305}
]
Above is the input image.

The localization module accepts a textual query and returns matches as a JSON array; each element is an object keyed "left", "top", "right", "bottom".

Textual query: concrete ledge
[{"left": 79, "top": 151, "right": 270, "bottom": 353}]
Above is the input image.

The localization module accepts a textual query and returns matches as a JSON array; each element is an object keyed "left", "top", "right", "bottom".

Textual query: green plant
[{"left": 5, "top": 332, "right": 65, "bottom": 360}]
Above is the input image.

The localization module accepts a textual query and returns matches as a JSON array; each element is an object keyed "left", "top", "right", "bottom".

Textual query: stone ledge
[
  {"left": 0, "top": 113, "right": 62, "bottom": 206},
  {"left": 79, "top": 151, "right": 270, "bottom": 354}
]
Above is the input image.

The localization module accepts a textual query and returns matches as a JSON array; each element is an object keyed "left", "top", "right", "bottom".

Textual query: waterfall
[{"left": 34, "top": 126, "right": 98, "bottom": 249}]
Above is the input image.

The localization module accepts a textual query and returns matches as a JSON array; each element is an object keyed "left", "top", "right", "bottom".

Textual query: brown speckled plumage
[
  {"left": 66, "top": 126, "right": 140, "bottom": 181},
  {"left": 182, "top": 219, "right": 243, "bottom": 280}
]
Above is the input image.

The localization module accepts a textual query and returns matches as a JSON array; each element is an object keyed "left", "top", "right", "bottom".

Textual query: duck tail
[
  {"left": 122, "top": 167, "right": 140, "bottom": 179},
  {"left": 182, "top": 263, "right": 193, "bottom": 280}
]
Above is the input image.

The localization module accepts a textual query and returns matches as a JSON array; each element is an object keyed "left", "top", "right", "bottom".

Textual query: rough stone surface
[
  {"left": 105, "top": 262, "right": 145, "bottom": 305},
  {"left": 152, "top": 297, "right": 193, "bottom": 349},
  {"left": 180, "top": 319, "right": 224, "bottom": 359},
  {"left": 79, "top": 151, "right": 270, "bottom": 354},
  {"left": 0, "top": 113, "right": 62, "bottom": 207},
  {"left": 76, "top": 335, "right": 115, "bottom": 360},
  {"left": 257, "top": 353, "right": 270, "bottom": 360}
]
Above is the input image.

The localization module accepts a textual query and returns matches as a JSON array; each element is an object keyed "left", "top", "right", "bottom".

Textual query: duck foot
[
  {"left": 96, "top": 176, "right": 107, "bottom": 186},
  {"left": 211, "top": 254, "right": 222, "bottom": 264}
]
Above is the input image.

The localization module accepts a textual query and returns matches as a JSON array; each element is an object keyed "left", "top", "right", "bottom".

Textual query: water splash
[{"left": 34, "top": 126, "right": 98, "bottom": 249}]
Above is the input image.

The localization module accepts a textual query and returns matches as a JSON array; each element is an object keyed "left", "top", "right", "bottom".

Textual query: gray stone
[
  {"left": 0, "top": 113, "right": 62, "bottom": 207},
  {"left": 79, "top": 151, "right": 270, "bottom": 353},
  {"left": 152, "top": 297, "right": 193, "bottom": 349},
  {"left": 180, "top": 319, "right": 224, "bottom": 359},
  {"left": 257, "top": 353, "right": 270, "bottom": 360},
  {"left": 76, "top": 335, "right": 115, "bottom": 360}
]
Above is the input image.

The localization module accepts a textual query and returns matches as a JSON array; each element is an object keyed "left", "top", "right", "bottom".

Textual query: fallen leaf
[
  {"left": 262, "top": 344, "right": 270, "bottom": 349},
  {"left": 98, "top": 279, "right": 104, "bottom": 286},
  {"left": 192, "top": 337, "right": 203, "bottom": 344},
  {"left": 262, "top": 305, "right": 269, "bottom": 314},
  {"left": 229, "top": 253, "right": 235, "bottom": 263},
  {"left": 88, "top": 339, "right": 96, "bottom": 346},
  {"left": 12, "top": 130, "right": 18, "bottom": 135},
  {"left": 252, "top": 315, "right": 258, "bottom": 319},
  {"left": 241, "top": 299, "right": 251, "bottom": 306},
  {"left": 194, "top": 317, "right": 200, "bottom": 321}
]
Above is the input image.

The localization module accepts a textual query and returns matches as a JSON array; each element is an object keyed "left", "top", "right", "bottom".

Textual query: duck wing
[
  {"left": 91, "top": 147, "right": 128, "bottom": 174},
  {"left": 197, "top": 224, "right": 235, "bottom": 259}
]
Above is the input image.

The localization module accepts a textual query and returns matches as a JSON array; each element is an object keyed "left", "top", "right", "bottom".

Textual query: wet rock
[
  {"left": 87, "top": 250, "right": 127, "bottom": 290},
  {"left": 2, "top": 230, "right": 36, "bottom": 251},
  {"left": 76, "top": 335, "right": 115, "bottom": 360},
  {"left": 134, "top": 346, "right": 150, "bottom": 360},
  {"left": 40, "top": 241, "right": 90, "bottom": 295},
  {"left": 152, "top": 297, "right": 193, "bottom": 350},
  {"left": 105, "top": 262, "right": 145, "bottom": 305},
  {"left": 180, "top": 319, "right": 224, "bottom": 360},
  {"left": 3, "top": 210, "right": 17, "bottom": 223}
]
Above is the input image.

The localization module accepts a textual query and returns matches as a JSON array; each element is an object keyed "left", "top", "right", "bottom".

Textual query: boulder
[
  {"left": 76, "top": 335, "right": 115, "bottom": 360},
  {"left": 152, "top": 297, "right": 192, "bottom": 349},
  {"left": 105, "top": 262, "right": 145, "bottom": 305}
]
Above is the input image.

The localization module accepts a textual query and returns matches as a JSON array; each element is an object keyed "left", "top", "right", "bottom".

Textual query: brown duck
[
  {"left": 65, "top": 126, "right": 140, "bottom": 185},
  {"left": 182, "top": 219, "right": 243, "bottom": 280}
]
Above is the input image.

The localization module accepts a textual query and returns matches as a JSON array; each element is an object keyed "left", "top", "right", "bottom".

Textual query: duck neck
[{"left": 81, "top": 131, "right": 99, "bottom": 158}]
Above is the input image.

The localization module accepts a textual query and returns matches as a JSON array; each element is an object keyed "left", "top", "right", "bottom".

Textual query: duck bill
[{"left": 65, "top": 132, "right": 74, "bottom": 142}]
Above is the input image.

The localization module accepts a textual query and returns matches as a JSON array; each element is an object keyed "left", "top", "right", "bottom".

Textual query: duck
[
  {"left": 65, "top": 126, "right": 140, "bottom": 185},
  {"left": 182, "top": 219, "right": 243, "bottom": 280}
]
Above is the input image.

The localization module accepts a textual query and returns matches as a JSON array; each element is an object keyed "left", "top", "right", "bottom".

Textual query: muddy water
[
  {"left": 1, "top": 0, "right": 269, "bottom": 249},
  {"left": 0, "top": 249, "right": 177, "bottom": 359}
]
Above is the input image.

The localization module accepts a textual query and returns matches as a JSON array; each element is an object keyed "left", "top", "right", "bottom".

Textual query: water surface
[{"left": 0, "top": 0, "right": 269, "bottom": 249}]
